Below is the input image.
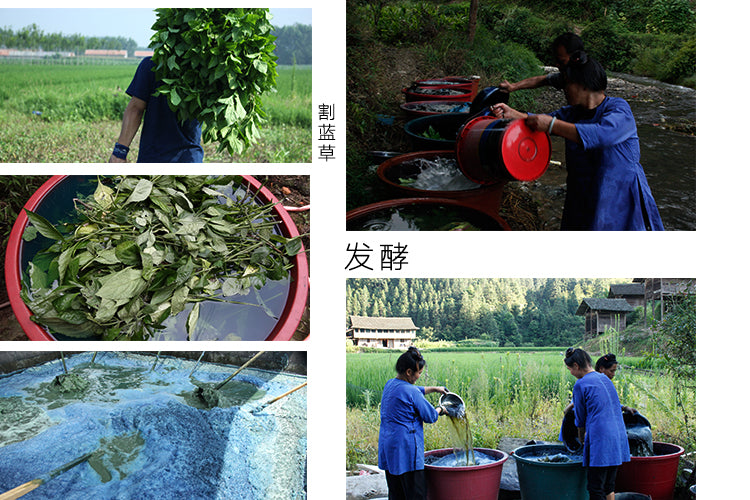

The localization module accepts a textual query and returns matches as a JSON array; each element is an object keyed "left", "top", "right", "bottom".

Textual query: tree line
[
  {"left": 273, "top": 23, "right": 312, "bottom": 65},
  {"left": 346, "top": 278, "right": 633, "bottom": 347},
  {"left": 0, "top": 24, "right": 138, "bottom": 54},
  {"left": 0, "top": 23, "right": 312, "bottom": 64}
]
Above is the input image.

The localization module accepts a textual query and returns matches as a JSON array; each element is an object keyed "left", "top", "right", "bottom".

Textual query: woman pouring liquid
[
  {"left": 378, "top": 346, "right": 448, "bottom": 500},
  {"left": 491, "top": 51, "right": 664, "bottom": 231}
]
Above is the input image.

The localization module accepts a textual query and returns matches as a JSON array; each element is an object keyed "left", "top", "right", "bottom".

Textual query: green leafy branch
[{"left": 149, "top": 8, "right": 279, "bottom": 155}]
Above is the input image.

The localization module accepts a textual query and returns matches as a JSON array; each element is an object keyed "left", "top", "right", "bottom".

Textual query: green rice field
[
  {"left": 0, "top": 61, "right": 311, "bottom": 163},
  {"left": 346, "top": 351, "right": 695, "bottom": 470}
]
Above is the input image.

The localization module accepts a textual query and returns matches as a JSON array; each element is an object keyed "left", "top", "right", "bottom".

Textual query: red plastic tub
[
  {"left": 346, "top": 197, "right": 511, "bottom": 231},
  {"left": 615, "top": 442, "right": 684, "bottom": 500},
  {"left": 403, "top": 86, "right": 474, "bottom": 103},
  {"left": 425, "top": 448, "right": 509, "bottom": 500},
  {"left": 456, "top": 116, "right": 550, "bottom": 184},
  {"left": 5, "top": 175, "right": 309, "bottom": 341},
  {"left": 400, "top": 100, "right": 471, "bottom": 118},
  {"left": 376, "top": 150, "right": 506, "bottom": 221},
  {"left": 412, "top": 76, "right": 479, "bottom": 96}
]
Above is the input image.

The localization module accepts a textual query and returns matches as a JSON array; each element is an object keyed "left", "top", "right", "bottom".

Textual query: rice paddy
[{"left": 0, "top": 61, "right": 311, "bottom": 162}]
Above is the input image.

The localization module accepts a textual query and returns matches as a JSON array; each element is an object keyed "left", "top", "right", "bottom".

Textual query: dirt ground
[{"left": 0, "top": 175, "right": 310, "bottom": 342}]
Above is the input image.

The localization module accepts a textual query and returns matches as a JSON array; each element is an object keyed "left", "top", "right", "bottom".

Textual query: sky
[{"left": 0, "top": 8, "right": 312, "bottom": 48}]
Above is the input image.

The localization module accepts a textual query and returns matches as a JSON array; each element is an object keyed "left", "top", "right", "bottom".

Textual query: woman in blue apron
[{"left": 492, "top": 51, "right": 664, "bottom": 231}]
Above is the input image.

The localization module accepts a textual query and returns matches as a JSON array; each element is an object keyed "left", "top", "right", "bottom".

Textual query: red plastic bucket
[
  {"left": 425, "top": 448, "right": 509, "bottom": 500},
  {"left": 456, "top": 117, "right": 550, "bottom": 184},
  {"left": 615, "top": 442, "right": 684, "bottom": 500},
  {"left": 5, "top": 175, "right": 309, "bottom": 341}
]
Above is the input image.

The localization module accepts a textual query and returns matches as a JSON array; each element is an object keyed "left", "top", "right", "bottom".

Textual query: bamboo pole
[{"left": 214, "top": 352, "right": 265, "bottom": 390}]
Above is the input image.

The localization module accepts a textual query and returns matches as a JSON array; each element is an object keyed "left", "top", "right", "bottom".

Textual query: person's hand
[
  {"left": 622, "top": 406, "right": 636, "bottom": 415},
  {"left": 490, "top": 103, "right": 525, "bottom": 120},
  {"left": 109, "top": 154, "right": 126, "bottom": 163},
  {"left": 497, "top": 80, "right": 516, "bottom": 93},
  {"left": 525, "top": 113, "right": 553, "bottom": 133}
]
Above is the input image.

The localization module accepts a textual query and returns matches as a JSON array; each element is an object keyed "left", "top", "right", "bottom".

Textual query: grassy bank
[
  {"left": 0, "top": 62, "right": 311, "bottom": 163},
  {"left": 346, "top": 351, "right": 695, "bottom": 470}
]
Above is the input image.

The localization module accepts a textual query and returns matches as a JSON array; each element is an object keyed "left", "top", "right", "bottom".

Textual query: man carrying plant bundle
[{"left": 109, "top": 8, "right": 278, "bottom": 162}]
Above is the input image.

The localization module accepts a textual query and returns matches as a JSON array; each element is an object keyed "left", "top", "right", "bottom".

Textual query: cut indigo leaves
[
  {"left": 150, "top": 9, "right": 278, "bottom": 156},
  {"left": 20, "top": 176, "right": 304, "bottom": 340}
]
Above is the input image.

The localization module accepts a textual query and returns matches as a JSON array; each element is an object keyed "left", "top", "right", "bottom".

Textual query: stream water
[{"left": 614, "top": 73, "right": 696, "bottom": 231}]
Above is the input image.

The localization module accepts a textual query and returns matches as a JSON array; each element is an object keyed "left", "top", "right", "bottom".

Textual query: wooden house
[
  {"left": 348, "top": 316, "right": 418, "bottom": 349},
  {"left": 633, "top": 278, "right": 696, "bottom": 324},
  {"left": 608, "top": 283, "right": 646, "bottom": 308},
  {"left": 576, "top": 298, "right": 634, "bottom": 340}
]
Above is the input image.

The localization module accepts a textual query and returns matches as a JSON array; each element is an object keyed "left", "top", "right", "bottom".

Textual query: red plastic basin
[
  {"left": 403, "top": 86, "right": 474, "bottom": 103},
  {"left": 346, "top": 197, "right": 511, "bottom": 231},
  {"left": 425, "top": 448, "right": 509, "bottom": 500},
  {"left": 5, "top": 175, "right": 309, "bottom": 341},
  {"left": 615, "top": 442, "right": 684, "bottom": 500}
]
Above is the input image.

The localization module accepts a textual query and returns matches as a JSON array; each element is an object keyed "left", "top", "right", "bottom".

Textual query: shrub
[
  {"left": 373, "top": 2, "right": 447, "bottom": 46},
  {"left": 464, "top": 37, "right": 542, "bottom": 111},
  {"left": 582, "top": 16, "right": 633, "bottom": 72},
  {"left": 491, "top": 6, "right": 550, "bottom": 62},
  {"left": 629, "top": 36, "right": 675, "bottom": 77},
  {"left": 647, "top": 0, "right": 696, "bottom": 34},
  {"left": 658, "top": 38, "right": 696, "bottom": 85}
]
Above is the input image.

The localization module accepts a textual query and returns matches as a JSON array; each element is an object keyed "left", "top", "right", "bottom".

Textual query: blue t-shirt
[
  {"left": 378, "top": 379, "right": 439, "bottom": 475},
  {"left": 551, "top": 96, "right": 664, "bottom": 230},
  {"left": 126, "top": 57, "right": 203, "bottom": 163},
  {"left": 573, "top": 371, "right": 631, "bottom": 467}
]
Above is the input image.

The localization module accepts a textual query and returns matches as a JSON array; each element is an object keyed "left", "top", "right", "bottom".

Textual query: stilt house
[
  {"left": 633, "top": 278, "right": 696, "bottom": 325},
  {"left": 576, "top": 298, "right": 634, "bottom": 340},
  {"left": 608, "top": 282, "right": 646, "bottom": 308}
]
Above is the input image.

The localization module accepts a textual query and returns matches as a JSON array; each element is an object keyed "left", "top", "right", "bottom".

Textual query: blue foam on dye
[
  {"left": 0, "top": 352, "right": 307, "bottom": 499},
  {"left": 428, "top": 450, "right": 499, "bottom": 467}
]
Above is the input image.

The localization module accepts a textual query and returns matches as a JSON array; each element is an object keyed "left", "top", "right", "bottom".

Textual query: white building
[{"left": 348, "top": 316, "right": 418, "bottom": 349}]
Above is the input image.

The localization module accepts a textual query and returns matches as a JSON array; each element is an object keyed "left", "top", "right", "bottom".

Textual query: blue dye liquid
[
  {"left": 426, "top": 450, "right": 501, "bottom": 467},
  {"left": 0, "top": 352, "right": 307, "bottom": 498}
]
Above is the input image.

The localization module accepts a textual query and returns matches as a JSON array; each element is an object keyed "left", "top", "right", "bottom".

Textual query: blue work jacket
[
  {"left": 573, "top": 371, "right": 631, "bottom": 467},
  {"left": 552, "top": 96, "right": 664, "bottom": 230},
  {"left": 378, "top": 378, "right": 439, "bottom": 475}
]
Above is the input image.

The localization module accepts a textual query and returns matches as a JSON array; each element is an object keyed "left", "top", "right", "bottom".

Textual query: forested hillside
[{"left": 346, "top": 278, "right": 634, "bottom": 346}]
